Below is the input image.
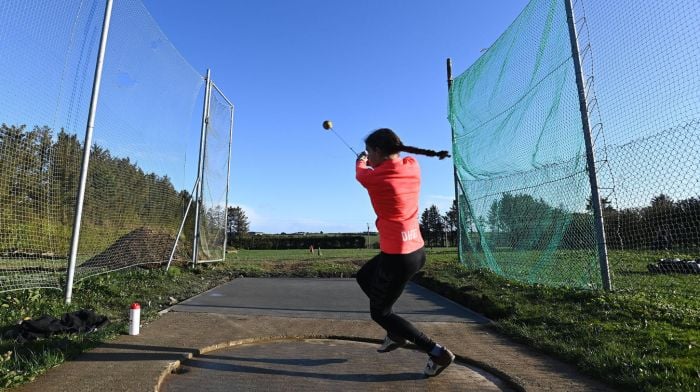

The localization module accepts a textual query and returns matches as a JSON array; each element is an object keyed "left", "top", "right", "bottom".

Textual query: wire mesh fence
[
  {"left": 0, "top": 0, "right": 233, "bottom": 295},
  {"left": 73, "top": 0, "right": 204, "bottom": 280},
  {"left": 0, "top": 0, "right": 103, "bottom": 292},
  {"left": 194, "top": 84, "right": 233, "bottom": 264},
  {"left": 575, "top": 0, "right": 700, "bottom": 294},
  {"left": 450, "top": 0, "right": 699, "bottom": 294}
]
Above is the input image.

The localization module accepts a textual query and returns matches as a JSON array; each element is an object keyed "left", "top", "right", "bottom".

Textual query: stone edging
[{"left": 154, "top": 335, "right": 526, "bottom": 392}]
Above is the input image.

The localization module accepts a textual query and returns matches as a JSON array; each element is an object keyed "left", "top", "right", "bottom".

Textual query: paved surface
[
  {"left": 172, "top": 278, "right": 491, "bottom": 323},
  {"left": 161, "top": 339, "right": 511, "bottom": 391},
  {"left": 14, "top": 278, "right": 614, "bottom": 391}
]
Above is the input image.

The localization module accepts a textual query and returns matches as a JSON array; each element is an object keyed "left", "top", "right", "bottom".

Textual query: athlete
[{"left": 355, "top": 128, "right": 454, "bottom": 377}]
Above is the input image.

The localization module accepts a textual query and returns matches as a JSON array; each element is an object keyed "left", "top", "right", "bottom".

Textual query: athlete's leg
[
  {"left": 356, "top": 252, "right": 381, "bottom": 298},
  {"left": 368, "top": 249, "right": 437, "bottom": 353}
]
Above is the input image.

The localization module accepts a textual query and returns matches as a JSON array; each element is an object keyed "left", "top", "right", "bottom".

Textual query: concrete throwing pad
[
  {"left": 171, "top": 278, "right": 490, "bottom": 323},
  {"left": 161, "top": 339, "right": 513, "bottom": 392}
]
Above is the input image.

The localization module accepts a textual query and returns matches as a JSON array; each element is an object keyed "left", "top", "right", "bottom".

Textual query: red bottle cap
[{"left": 130, "top": 303, "right": 141, "bottom": 309}]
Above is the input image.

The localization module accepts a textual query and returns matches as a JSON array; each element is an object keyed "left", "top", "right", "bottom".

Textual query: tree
[
  {"left": 674, "top": 197, "right": 700, "bottom": 249},
  {"left": 646, "top": 194, "right": 675, "bottom": 250},
  {"left": 486, "top": 199, "right": 505, "bottom": 246},
  {"left": 420, "top": 205, "right": 445, "bottom": 247},
  {"left": 444, "top": 199, "right": 458, "bottom": 246},
  {"left": 50, "top": 130, "right": 82, "bottom": 225},
  {"left": 0, "top": 122, "right": 198, "bottom": 255},
  {"left": 585, "top": 196, "right": 615, "bottom": 212},
  {"left": 489, "top": 193, "right": 557, "bottom": 249},
  {"left": 585, "top": 195, "right": 621, "bottom": 248},
  {"left": 487, "top": 200, "right": 501, "bottom": 233},
  {"left": 227, "top": 206, "right": 249, "bottom": 242}
]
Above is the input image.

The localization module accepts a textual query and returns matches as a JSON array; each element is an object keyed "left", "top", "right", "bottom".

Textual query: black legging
[{"left": 356, "top": 247, "right": 436, "bottom": 353}]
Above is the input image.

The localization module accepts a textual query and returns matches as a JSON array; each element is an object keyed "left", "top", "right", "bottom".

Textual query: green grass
[
  {"left": 223, "top": 248, "right": 372, "bottom": 277},
  {"left": 463, "top": 247, "right": 700, "bottom": 293},
  {"left": 226, "top": 248, "right": 375, "bottom": 261},
  {"left": 1, "top": 247, "right": 698, "bottom": 391},
  {"left": 416, "top": 248, "right": 700, "bottom": 392},
  {"left": 0, "top": 266, "right": 239, "bottom": 388},
  {"left": 0, "top": 254, "right": 364, "bottom": 389}
]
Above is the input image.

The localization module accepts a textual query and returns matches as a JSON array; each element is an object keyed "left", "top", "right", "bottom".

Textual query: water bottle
[{"left": 129, "top": 302, "right": 141, "bottom": 335}]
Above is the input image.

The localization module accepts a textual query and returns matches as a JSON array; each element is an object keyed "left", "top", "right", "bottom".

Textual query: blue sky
[
  {"left": 139, "top": 0, "right": 529, "bottom": 233},
  {"left": 3, "top": 1, "right": 695, "bottom": 235}
]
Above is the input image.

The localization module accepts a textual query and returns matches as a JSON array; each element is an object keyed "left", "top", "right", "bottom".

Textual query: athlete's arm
[{"left": 355, "top": 153, "right": 374, "bottom": 186}]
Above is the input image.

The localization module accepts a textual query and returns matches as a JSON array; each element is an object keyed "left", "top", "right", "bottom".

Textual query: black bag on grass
[{"left": 2, "top": 309, "right": 110, "bottom": 342}]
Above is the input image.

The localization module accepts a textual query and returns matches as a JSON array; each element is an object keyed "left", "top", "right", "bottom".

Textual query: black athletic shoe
[
  {"left": 424, "top": 347, "right": 455, "bottom": 377},
  {"left": 377, "top": 335, "right": 408, "bottom": 353}
]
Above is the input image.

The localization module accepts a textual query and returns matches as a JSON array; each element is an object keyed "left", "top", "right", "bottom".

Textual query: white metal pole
[
  {"left": 447, "top": 58, "right": 463, "bottom": 262},
  {"left": 198, "top": 99, "right": 212, "bottom": 261},
  {"left": 564, "top": 0, "right": 612, "bottom": 291},
  {"left": 193, "top": 69, "right": 212, "bottom": 266},
  {"left": 222, "top": 104, "right": 234, "bottom": 261},
  {"left": 166, "top": 177, "right": 199, "bottom": 271},
  {"left": 65, "top": 0, "right": 114, "bottom": 304}
]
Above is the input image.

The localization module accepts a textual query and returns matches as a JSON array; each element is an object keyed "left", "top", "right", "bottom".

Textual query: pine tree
[
  {"left": 420, "top": 205, "right": 444, "bottom": 247},
  {"left": 227, "top": 206, "right": 250, "bottom": 243},
  {"left": 444, "top": 199, "right": 458, "bottom": 246}
]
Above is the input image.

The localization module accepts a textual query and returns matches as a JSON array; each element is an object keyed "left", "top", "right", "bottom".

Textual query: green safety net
[
  {"left": 450, "top": 0, "right": 700, "bottom": 292},
  {"left": 449, "top": 0, "right": 600, "bottom": 288}
]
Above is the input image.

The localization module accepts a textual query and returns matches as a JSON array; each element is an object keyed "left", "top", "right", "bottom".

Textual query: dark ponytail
[
  {"left": 399, "top": 145, "right": 451, "bottom": 160},
  {"left": 365, "top": 128, "right": 451, "bottom": 160}
]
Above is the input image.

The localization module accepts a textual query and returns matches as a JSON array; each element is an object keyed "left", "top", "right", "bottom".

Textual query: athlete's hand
[{"left": 357, "top": 150, "right": 368, "bottom": 162}]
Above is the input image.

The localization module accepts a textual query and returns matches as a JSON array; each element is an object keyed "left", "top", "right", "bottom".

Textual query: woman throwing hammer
[{"left": 355, "top": 128, "right": 454, "bottom": 377}]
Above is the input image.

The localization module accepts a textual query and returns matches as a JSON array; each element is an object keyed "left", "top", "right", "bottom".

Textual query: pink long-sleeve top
[{"left": 356, "top": 156, "right": 425, "bottom": 254}]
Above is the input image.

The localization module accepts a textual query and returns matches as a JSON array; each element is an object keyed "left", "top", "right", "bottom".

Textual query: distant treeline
[
  {"left": 477, "top": 193, "right": 700, "bottom": 251},
  {"left": 231, "top": 234, "right": 368, "bottom": 250},
  {"left": 0, "top": 124, "right": 189, "bottom": 253}
]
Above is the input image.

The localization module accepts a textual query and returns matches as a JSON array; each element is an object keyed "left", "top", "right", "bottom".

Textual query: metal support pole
[
  {"left": 447, "top": 58, "right": 463, "bottom": 263},
  {"left": 166, "top": 177, "right": 199, "bottom": 271},
  {"left": 222, "top": 104, "right": 234, "bottom": 261},
  {"left": 193, "top": 69, "right": 212, "bottom": 267},
  {"left": 198, "top": 108, "right": 211, "bottom": 260},
  {"left": 367, "top": 223, "right": 370, "bottom": 249},
  {"left": 564, "top": 0, "right": 612, "bottom": 291},
  {"left": 65, "top": 0, "right": 114, "bottom": 304}
]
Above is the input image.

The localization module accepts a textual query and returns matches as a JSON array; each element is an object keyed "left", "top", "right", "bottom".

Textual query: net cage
[
  {"left": 74, "top": 0, "right": 204, "bottom": 279},
  {"left": 0, "top": 0, "right": 236, "bottom": 293},
  {"left": 1, "top": 0, "right": 105, "bottom": 291},
  {"left": 449, "top": 0, "right": 700, "bottom": 291}
]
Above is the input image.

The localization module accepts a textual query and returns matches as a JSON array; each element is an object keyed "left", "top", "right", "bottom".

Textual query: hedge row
[{"left": 230, "top": 235, "right": 368, "bottom": 250}]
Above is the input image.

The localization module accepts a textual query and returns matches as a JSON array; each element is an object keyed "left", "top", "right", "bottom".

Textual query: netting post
[
  {"left": 564, "top": 0, "right": 612, "bottom": 291},
  {"left": 166, "top": 177, "right": 199, "bottom": 272},
  {"left": 447, "top": 58, "right": 463, "bottom": 263},
  {"left": 222, "top": 103, "right": 234, "bottom": 261},
  {"left": 193, "top": 69, "right": 212, "bottom": 267},
  {"left": 64, "top": 0, "right": 114, "bottom": 304}
]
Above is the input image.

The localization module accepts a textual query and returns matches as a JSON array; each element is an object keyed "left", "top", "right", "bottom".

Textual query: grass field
[
  {"left": 461, "top": 248, "right": 700, "bottom": 309},
  {"left": 429, "top": 249, "right": 698, "bottom": 385},
  {"left": 226, "top": 247, "right": 377, "bottom": 261},
  {"left": 0, "top": 247, "right": 698, "bottom": 390}
]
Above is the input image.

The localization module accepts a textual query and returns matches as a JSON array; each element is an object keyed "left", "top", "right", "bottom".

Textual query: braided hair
[{"left": 364, "top": 128, "right": 451, "bottom": 160}]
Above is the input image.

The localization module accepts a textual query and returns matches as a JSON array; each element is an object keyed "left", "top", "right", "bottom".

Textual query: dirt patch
[{"left": 79, "top": 227, "right": 191, "bottom": 271}]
